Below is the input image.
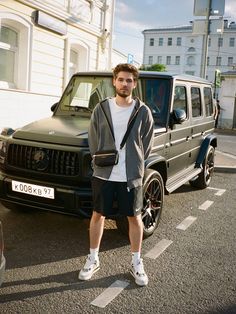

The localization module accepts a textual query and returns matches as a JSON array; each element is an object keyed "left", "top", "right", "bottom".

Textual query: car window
[
  {"left": 59, "top": 76, "right": 114, "bottom": 112},
  {"left": 173, "top": 85, "right": 188, "bottom": 116},
  {"left": 191, "top": 87, "right": 202, "bottom": 117},
  {"left": 204, "top": 87, "right": 214, "bottom": 116},
  {"left": 142, "top": 78, "right": 170, "bottom": 127}
]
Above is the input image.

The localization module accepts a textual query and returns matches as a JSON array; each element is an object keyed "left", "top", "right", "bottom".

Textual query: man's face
[{"left": 113, "top": 71, "right": 137, "bottom": 98}]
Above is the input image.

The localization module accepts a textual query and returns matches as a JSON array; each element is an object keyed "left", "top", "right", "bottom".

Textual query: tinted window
[
  {"left": 204, "top": 87, "right": 213, "bottom": 116},
  {"left": 142, "top": 78, "right": 170, "bottom": 127},
  {"left": 173, "top": 86, "right": 187, "bottom": 115},
  {"left": 191, "top": 87, "right": 201, "bottom": 117}
]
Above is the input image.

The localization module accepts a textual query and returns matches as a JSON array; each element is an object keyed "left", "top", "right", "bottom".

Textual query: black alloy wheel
[
  {"left": 190, "top": 145, "right": 215, "bottom": 189},
  {"left": 142, "top": 169, "right": 164, "bottom": 238}
]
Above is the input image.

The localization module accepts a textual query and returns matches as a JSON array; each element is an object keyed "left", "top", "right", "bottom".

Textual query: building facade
[
  {"left": 142, "top": 20, "right": 236, "bottom": 85},
  {"left": 0, "top": 0, "right": 115, "bottom": 129},
  {"left": 218, "top": 70, "right": 236, "bottom": 129}
]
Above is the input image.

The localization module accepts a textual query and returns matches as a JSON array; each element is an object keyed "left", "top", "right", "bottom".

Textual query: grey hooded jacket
[{"left": 88, "top": 97, "right": 154, "bottom": 189}]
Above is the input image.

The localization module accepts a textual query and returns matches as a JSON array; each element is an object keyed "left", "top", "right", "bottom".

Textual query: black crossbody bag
[{"left": 93, "top": 102, "right": 139, "bottom": 167}]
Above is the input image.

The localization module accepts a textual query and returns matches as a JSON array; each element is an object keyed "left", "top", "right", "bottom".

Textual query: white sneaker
[
  {"left": 78, "top": 255, "right": 100, "bottom": 280},
  {"left": 130, "top": 259, "right": 148, "bottom": 286}
]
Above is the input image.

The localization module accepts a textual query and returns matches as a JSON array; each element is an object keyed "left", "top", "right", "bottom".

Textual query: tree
[{"left": 140, "top": 64, "right": 166, "bottom": 72}]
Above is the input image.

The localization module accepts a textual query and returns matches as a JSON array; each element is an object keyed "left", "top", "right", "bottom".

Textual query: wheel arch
[
  {"left": 145, "top": 156, "right": 167, "bottom": 185},
  {"left": 196, "top": 134, "right": 217, "bottom": 167}
]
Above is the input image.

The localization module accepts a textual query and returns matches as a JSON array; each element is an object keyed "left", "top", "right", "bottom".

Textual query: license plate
[{"left": 12, "top": 180, "right": 55, "bottom": 199}]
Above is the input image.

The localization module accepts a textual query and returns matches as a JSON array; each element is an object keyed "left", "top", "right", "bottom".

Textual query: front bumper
[{"left": 0, "top": 173, "right": 93, "bottom": 218}]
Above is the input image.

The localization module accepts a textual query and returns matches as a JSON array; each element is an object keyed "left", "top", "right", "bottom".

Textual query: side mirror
[
  {"left": 173, "top": 108, "right": 187, "bottom": 124},
  {"left": 51, "top": 102, "right": 58, "bottom": 112},
  {"left": 169, "top": 108, "right": 187, "bottom": 128}
]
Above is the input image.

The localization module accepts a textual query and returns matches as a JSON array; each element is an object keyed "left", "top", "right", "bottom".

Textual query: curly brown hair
[{"left": 113, "top": 63, "right": 139, "bottom": 81}]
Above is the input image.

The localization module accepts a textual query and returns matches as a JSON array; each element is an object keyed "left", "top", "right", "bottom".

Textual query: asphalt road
[{"left": 0, "top": 171, "right": 235, "bottom": 314}]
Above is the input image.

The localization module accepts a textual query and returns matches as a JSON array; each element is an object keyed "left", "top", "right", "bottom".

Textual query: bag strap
[
  {"left": 119, "top": 107, "right": 139, "bottom": 149},
  {"left": 100, "top": 99, "right": 140, "bottom": 150},
  {"left": 100, "top": 100, "right": 115, "bottom": 142}
]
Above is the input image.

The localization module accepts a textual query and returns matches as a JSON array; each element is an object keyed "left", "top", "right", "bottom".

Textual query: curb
[{"left": 214, "top": 166, "right": 236, "bottom": 173}]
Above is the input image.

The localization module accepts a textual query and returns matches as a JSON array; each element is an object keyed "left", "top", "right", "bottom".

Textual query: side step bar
[{"left": 166, "top": 166, "right": 202, "bottom": 193}]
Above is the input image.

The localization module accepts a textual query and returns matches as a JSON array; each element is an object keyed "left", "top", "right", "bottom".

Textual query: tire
[
  {"left": 116, "top": 169, "right": 164, "bottom": 238},
  {"left": 142, "top": 169, "right": 164, "bottom": 238},
  {"left": 190, "top": 145, "right": 215, "bottom": 189}
]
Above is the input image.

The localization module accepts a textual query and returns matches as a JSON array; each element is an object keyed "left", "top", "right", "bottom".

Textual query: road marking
[
  {"left": 199, "top": 200, "right": 214, "bottom": 210},
  {"left": 176, "top": 216, "right": 197, "bottom": 230},
  {"left": 145, "top": 239, "right": 173, "bottom": 259},
  {"left": 207, "top": 187, "right": 226, "bottom": 196},
  {"left": 90, "top": 280, "right": 129, "bottom": 308},
  {"left": 217, "top": 150, "right": 236, "bottom": 159}
]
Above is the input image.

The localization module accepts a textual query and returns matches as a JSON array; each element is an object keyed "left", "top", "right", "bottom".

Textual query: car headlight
[
  {"left": 1, "top": 127, "right": 15, "bottom": 136},
  {"left": 0, "top": 140, "right": 7, "bottom": 164},
  {"left": 0, "top": 140, "right": 6, "bottom": 153}
]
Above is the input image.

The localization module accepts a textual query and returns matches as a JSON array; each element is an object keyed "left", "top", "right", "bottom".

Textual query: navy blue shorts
[{"left": 91, "top": 177, "right": 143, "bottom": 217}]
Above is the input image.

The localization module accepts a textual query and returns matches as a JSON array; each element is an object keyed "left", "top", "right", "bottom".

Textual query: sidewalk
[{"left": 214, "top": 129, "right": 236, "bottom": 173}]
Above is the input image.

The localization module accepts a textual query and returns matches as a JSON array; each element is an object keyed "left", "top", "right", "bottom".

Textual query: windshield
[
  {"left": 59, "top": 76, "right": 115, "bottom": 113},
  {"left": 58, "top": 75, "right": 171, "bottom": 127}
]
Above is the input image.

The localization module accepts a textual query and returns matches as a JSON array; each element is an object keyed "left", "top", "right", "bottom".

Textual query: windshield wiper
[{"left": 65, "top": 105, "right": 92, "bottom": 113}]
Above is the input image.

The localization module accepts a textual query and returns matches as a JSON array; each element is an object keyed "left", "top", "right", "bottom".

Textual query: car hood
[{"left": 12, "top": 116, "right": 90, "bottom": 146}]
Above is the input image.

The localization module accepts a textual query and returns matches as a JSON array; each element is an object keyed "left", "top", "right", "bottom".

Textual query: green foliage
[{"left": 140, "top": 64, "right": 166, "bottom": 72}]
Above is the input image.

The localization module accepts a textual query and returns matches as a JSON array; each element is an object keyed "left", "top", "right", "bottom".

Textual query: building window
[
  {"left": 176, "top": 37, "right": 182, "bottom": 46},
  {"left": 148, "top": 56, "right": 153, "bottom": 65},
  {"left": 208, "top": 38, "right": 211, "bottom": 47},
  {"left": 207, "top": 57, "right": 210, "bottom": 66},
  {"left": 229, "top": 38, "right": 235, "bottom": 47},
  {"left": 188, "top": 47, "right": 196, "bottom": 52},
  {"left": 166, "top": 56, "right": 171, "bottom": 65},
  {"left": 149, "top": 38, "right": 154, "bottom": 46},
  {"left": 175, "top": 56, "right": 180, "bottom": 65},
  {"left": 216, "top": 57, "right": 221, "bottom": 66},
  {"left": 158, "top": 38, "right": 163, "bottom": 46},
  {"left": 65, "top": 39, "right": 89, "bottom": 85},
  {"left": 0, "top": 26, "right": 18, "bottom": 87},
  {"left": 0, "top": 15, "right": 31, "bottom": 90},
  {"left": 218, "top": 37, "right": 223, "bottom": 47},
  {"left": 187, "top": 56, "right": 195, "bottom": 66},
  {"left": 69, "top": 49, "right": 79, "bottom": 78},
  {"left": 228, "top": 57, "right": 233, "bottom": 66},
  {"left": 167, "top": 38, "right": 172, "bottom": 46},
  {"left": 185, "top": 71, "right": 195, "bottom": 75},
  {"left": 157, "top": 56, "right": 162, "bottom": 64}
]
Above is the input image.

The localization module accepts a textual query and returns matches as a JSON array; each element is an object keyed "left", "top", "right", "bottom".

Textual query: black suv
[{"left": 0, "top": 71, "right": 217, "bottom": 237}]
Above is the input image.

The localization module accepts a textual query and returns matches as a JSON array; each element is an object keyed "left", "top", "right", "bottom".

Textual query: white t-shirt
[{"left": 108, "top": 98, "right": 135, "bottom": 182}]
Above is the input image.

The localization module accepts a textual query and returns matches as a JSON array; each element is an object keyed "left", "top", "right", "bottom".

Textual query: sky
[{"left": 113, "top": 0, "right": 236, "bottom": 64}]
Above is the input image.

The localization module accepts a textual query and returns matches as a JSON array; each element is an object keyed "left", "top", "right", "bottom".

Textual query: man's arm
[
  {"left": 88, "top": 109, "right": 99, "bottom": 156},
  {"left": 141, "top": 107, "right": 154, "bottom": 160}
]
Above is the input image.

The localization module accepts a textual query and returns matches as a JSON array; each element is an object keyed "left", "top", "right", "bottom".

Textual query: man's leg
[
  {"left": 78, "top": 211, "right": 105, "bottom": 280},
  {"left": 127, "top": 215, "right": 143, "bottom": 252},
  {"left": 128, "top": 215, "right": 148, "bottom": 286},
  {"left": 89, "top": 210, "right": 105, "bottom": 249}
]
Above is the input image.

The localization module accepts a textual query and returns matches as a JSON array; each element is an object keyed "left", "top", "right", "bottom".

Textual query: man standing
[
  {"left": 79, "top": 63, "right": 154, "bottom": 286},
  {"left": 215, "top": 100, "right": 221, "bottom": 128}
]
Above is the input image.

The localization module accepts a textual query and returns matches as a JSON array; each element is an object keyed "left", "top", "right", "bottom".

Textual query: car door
[
  {"left": 189, "top": 85, "right": 215, "bottom": 165},
  {"left": 167, "top": 84, "right": 192, "bottom": 177}
]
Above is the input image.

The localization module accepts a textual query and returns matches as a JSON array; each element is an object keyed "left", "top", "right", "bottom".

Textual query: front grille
[{"left": 7, "top": 144, "right": 79, "bottom": 176}]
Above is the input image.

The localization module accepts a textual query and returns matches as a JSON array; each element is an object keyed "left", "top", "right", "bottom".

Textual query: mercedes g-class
[{"left": 0, "top": 71, "right": 217, "bottom": 237}]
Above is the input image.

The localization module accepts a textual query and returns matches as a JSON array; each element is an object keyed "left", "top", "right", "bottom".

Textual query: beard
[{"left": 115, "top": 88, "right": 132, "bottom": 98}]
